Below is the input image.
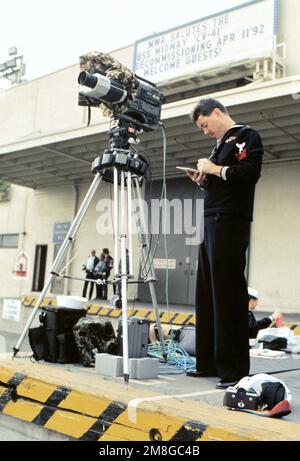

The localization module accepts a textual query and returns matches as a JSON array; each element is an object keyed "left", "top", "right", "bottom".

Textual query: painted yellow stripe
[
  {"left": 172, "top": 313, "right": 195, "bottom": 325},
  {"left": 100, "top": 411, "right": 238, "bottom": 442},
  {"left": 0, "top": 367, "right": 17, "bottom": 385},
  {"left": 97, "top": 307, "right": 112, "bottom": 316},
  {"left": 146, "top": 312, "right": 157, "bottom": 322},
  {"left": 0, "top": 384, "right": 8, "bottom": 396},
  {"left": 283, "top": 322, "right": 293, "bottom": 327},
  {"left": 100, "top": 419, "right": 149, "bottom": 441},
  {"left": 109, "top": 309, "right": 123, "bottom": 318},
  {"left": 1, "top": 367, "right": 120, "bottom": 421},
  {"left": 280, "top": 322, "right": 300, "bottom": 335},
  {"left": 1, "top": 396, "right": 102, "bottom": 439},
  {"left": 104, "top": 413, "right": 259, "bottom": 442},
  {"left": 3, "top": 399, "right": 44, "bottom": 422},
  {"left": 22, "top": 296, "right": 32, "bottom": 306},
  {"left": 291, "top": 325, "right": 300, "bottom": 335},
  {"left": 58, "top": 390, "right": 113, "bottom": 418},
  {"left": 44, "top": 409, "right": 96, "bottom": 439},
  {"left": 16, "top": 378, "right": 58, "bottom": 403},
  {"left": 159, "top": 312, "right": 172, "bottom": 323},
  {"left": 87, "top": 304, "right": 100, "bottom": 315},
  {"left": 134, "top": 308, "right": 151, "bottom": 318},
  {"left": 101, "top": 408, "right": 194, "bottom": 441}
]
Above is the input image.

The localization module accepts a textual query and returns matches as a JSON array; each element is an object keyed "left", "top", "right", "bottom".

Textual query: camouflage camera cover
[{"left": 79, "top": 50, "right": 139, "bottom": 118}]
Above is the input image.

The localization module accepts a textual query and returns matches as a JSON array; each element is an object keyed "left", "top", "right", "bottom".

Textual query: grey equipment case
[{"left": 118, "top": 317, "right": 149, "bottom": 358}]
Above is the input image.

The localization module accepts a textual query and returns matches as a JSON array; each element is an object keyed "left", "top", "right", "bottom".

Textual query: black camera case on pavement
[
  {"left": 29, "top": 306, "right": 86, "bottom": 363},
  {"left": 258, "top": 335, "right": 287, "bottom": 350},
  {"left": 223, "top": 387, "right": 260, "bottom": 410}
]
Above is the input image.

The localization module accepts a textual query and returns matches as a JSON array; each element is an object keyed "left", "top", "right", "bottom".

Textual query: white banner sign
[
  {"left": 2, "top": 299, "right": 21, "bottom": 322},
  {"left": 153, "top": 258, "right": 176, "bottom": 270},
  {"left": 134, "top": 0, "right": 277, "bottom": 83}
]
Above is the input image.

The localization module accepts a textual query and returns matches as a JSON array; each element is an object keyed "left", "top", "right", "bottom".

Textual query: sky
[{"left": 0, "top": 0, "right": 251, "bottom": 86}]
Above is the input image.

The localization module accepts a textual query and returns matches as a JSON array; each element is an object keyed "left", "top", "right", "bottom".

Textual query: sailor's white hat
[{"left": 248, "top": 287, "right": 260, "bottom": 299}]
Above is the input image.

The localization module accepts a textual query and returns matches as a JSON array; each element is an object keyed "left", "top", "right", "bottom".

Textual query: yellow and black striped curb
[
  {"left": 21, "top": 296, "right": 300, "bottom": 332},
  {"left": 0, "top": 366, "right": 225, "bottom": 441},
  {"left": 21, "top": 295, "right": 196, "bottom": 326},
  {"left": 1, "top": 357, "right": 300, "bottom": 441}
]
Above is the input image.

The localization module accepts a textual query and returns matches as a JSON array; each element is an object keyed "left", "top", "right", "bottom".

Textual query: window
[{"left": 0, "top": 234, "right": 19, "bottom": 248}]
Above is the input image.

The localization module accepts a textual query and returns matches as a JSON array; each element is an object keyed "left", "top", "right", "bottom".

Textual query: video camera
[{"left": 78, "top": 51, "right": 164, "bottom": 132}]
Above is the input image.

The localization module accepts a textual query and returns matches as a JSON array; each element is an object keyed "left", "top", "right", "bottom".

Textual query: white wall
[
  {"left": 249, "top": 161, "right": 300, "bottom": 313},
  {"left": 0, "top": 185, "right": 31, "bottom": 298},
  {"left": 279, "top": 0, "right": 300, "bottom": 77},
  {"left": 0, "top": 184, "right": 75, "bottom": 297}
]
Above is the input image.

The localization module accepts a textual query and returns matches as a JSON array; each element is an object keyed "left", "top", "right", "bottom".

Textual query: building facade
[{"left": 1, "top": 0, "right": 300, "bottom": 312}]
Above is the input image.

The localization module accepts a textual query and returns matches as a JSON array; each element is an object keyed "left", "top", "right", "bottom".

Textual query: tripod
[{"left": 12, "top": 127, "right": 167, "bottom": 383}]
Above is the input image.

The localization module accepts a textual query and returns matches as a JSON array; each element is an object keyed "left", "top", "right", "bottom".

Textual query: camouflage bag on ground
[{"left": 73, "top": 316, "right": 121, "bottom": 367}]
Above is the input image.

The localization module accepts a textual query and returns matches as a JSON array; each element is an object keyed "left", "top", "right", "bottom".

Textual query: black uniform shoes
[
  {"left": 186, "top": 368, "right": 218, "bottom": 378},
  {"left": 216, "top": 378, "right": 239, "bottom": 389}
]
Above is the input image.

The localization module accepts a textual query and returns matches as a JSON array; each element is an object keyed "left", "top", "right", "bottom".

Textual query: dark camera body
[
  {"left": 123, "top": 83, "right": 164, "bottom": 128},
  {"left": 78, "top": 69, "right": 164, "bottom": 131},
  {"left": 223, "top": 387, "right": 260, "bottom": 411}
]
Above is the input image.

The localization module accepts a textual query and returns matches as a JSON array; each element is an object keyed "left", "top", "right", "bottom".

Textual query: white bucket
[{"left": 56, "top": 295, "right": 87, "bottom": 310}]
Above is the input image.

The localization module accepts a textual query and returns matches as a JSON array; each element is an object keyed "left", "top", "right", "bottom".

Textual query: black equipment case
[{"left": 29, "top": 306, "right": 86, "bottom": 363}]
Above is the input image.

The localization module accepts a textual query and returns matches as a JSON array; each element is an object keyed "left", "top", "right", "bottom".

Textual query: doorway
[{"left": 32, "top": 245, "right": 47, "bottom": 292}]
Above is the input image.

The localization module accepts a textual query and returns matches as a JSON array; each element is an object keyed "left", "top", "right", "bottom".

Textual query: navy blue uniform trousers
[{"left": 195, "top": 213, "right": 250, "bottom": 380}]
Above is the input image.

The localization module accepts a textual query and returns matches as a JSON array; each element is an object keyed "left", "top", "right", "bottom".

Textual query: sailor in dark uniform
[
  {"left": 248, "top": 287, "right": 282, "bottom": 338},
  {"left": 186, "top": 98, "right": 263, "bottom": 389}
]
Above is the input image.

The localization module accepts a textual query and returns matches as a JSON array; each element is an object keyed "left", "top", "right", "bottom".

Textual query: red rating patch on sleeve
[{"left": 235, "top": 142, "right": 247, "bottom": 161}]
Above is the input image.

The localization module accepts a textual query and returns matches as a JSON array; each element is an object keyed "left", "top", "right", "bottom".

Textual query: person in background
[
  {"left": 248, "top": 287, "right": 283, "bottom": 338},
  {"left": 101, "top": 248, "right": 114, "bottom": 300},
  {"left": 94, "top": 253, "right": 107, "bottom": 300},
  {"left": 82, "top": 249, "right": 99, "bottom": 300}
]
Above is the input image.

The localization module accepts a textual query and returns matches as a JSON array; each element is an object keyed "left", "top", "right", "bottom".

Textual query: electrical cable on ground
[{"left": 148, "top": 340, "right": 196, "bottom": 374}]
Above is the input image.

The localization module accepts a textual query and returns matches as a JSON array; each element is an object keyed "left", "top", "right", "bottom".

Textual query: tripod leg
[
  {"left": 113, "top": 168, "right": 119, "bottom": 278},
  {"left": 127, "top": 172, "right": 134, "bottom": 277},
  {"left": 132, "top": 177, "right": 167, "bottom": 361},
  {"left": 120, "top": 171, "right": 129, "bottom": 382},
  {"left": 12, "top": 173, "right": 104, "bottom": 358}
]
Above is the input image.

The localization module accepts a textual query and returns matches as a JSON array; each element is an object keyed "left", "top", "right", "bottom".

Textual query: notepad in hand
[{"left": 176, "top": 166, "right": 198, "bottom": 173}]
